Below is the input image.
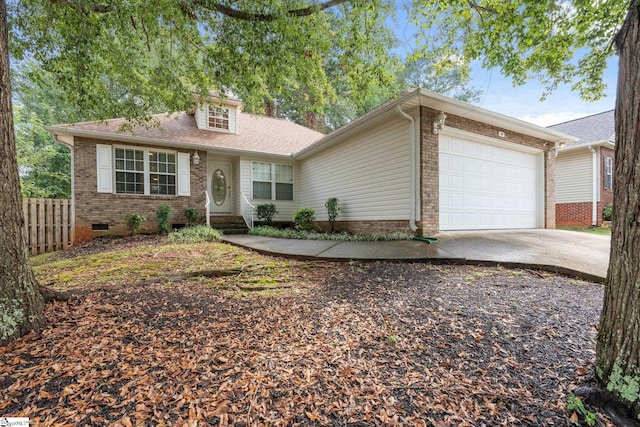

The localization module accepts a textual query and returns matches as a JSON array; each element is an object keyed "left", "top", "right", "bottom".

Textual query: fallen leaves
[{"left": 1, "top": 239, "right": 609, "bottom": 425}]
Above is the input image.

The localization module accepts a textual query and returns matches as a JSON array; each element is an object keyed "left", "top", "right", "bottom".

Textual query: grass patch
[
  {"left": 557, "top": 226, "right": 611, "bottom": 236},
  {"left": 249, "top": 226, "right": 413, "bottom": 241},
  {"left": 33, "top": 238, "right": 305, "bottom": 295}
]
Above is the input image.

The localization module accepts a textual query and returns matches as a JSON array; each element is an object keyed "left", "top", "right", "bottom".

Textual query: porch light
[
  {"left": 433, "top": 112, "right": 447, "bottom": 134},
  {"left": 192, "top": 150, "right": 200, "bottom": 165}
]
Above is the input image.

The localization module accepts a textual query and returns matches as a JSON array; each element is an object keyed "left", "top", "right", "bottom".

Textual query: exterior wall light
[
  {"left": 192, "top": 150, "right": 201, "bottom": 165},
  {"left": 433, "top": 112, "right": 447, "bottom": 134}
]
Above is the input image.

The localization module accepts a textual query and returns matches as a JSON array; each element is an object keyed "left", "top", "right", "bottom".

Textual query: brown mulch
[{"left": 1, "top": 237, "right": 612, "bottom": 426}]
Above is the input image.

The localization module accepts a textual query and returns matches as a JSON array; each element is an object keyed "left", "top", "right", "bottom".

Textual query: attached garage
[{"left": 439, "top": 131, "right": 543, "bottom": 230}]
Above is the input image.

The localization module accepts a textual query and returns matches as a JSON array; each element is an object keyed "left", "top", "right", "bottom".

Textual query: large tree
[{"left": 410, "top": 0, "right": 638, "bottom": 418}]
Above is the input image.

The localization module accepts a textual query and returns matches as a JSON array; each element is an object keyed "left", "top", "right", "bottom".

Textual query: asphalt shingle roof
[
  {"left": 547, "top": 110, "right": 614, "bottom": 147},
  {"left": 53, "top": 111, "right": 325, "bottom": 156}
]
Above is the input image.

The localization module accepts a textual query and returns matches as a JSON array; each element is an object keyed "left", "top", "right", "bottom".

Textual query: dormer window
[{"left": 208, "top": 106, "right": 229, "bottom": 130}]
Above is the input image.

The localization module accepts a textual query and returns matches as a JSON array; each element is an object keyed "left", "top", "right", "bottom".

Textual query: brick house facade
[
  {"left": 49, "top": 89, "right": 574, "bottom": 242},
  {"left": 549, "top": 110, "right": 615, "bottom": 227}
]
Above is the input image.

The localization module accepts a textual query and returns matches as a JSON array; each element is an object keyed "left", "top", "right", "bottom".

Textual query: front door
[{"left": 209, "top": 163, "right": 232, "bottom": 214}]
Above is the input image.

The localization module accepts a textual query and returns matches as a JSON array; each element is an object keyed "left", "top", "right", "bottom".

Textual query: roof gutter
[{"left": 395, "top": 105, "right": 419, "bottom": 233}]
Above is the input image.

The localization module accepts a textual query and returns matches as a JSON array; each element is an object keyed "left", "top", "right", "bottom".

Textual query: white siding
[
  {"left": 556, "top": 150, "right": 593, "bottom": 203},
  {"left": 240, "top": 158, "right": 300, "bottom": 222},
  {"left": 298, "top": 118, "right": 411, "bottom": 221}
]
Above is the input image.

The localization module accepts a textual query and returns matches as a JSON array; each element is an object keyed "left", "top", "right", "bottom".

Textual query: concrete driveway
[{"left": 223, "top": 229, "right": 611, "bottom": 282}]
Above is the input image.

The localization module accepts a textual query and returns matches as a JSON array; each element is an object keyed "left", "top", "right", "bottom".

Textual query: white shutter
[
  {"left": 177, "top": 152, "right": 191, "bottom": 196},
  {"left": 96, "top": 144, "right": 113, "bottom": 193}
]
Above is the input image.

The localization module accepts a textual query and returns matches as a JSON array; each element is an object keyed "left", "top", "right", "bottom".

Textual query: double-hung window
[
  {"left": 208, "top": 106, "right": 229, "bottom": 130},
  {"left": 115, "top": 148, "right": 145, "bottom": 194},
  {"left": 114, "top": 147, "right": 177, "bottom": 196},
  {"left": 604, "top": 156, "right": 613, "bottom": 190},
  {"left": 252, "top": 162, "right": 293, "bottom": 201}
]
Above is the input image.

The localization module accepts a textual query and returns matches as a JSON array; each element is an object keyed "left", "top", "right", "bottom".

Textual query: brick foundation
[{"left": 556, "top": 202, "right": 594, "bottom": 226}]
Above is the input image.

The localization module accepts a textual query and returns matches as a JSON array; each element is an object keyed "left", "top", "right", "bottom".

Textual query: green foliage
[
  {"left": 168, "top": 225, "right": 222, "bottom": 243},
  {"left": 156, "top": 204, "right": 172, "bottom": 234},
  {"left": 325, "top": 197, "right": 341, "bottom": 232},
  {"left": 256, "top": 203, "right": 278, "bottom": 225},
  {"left": 603, "top": 204, "right": 613, "bottom": 221},
  {"left": 567, "top": 392, "right": 596, "bottom": 426},
  {"left": 124, "top": 213, "right": 145, "bottom": 235},
  {"left": 409, "top": 1, "right": 627, "bottom": 101},
  {"left": 386, "top": 335, "right": 399, "bottom": 345},
  {"left": 184, "top": 208, "right": 199, "bottom": 227},
  {"left": 293, "top": 207, "right": 316, "bottom": 231},
  {"left": 606, "top": 365, "right": 640, "bottom": 405},
  {"left": 8, "top": 0, "right": 399, "bottom": 131},
  {"left": 398, "top": 56, "right": 483, "bottom": 103},
  {"left": 249, "top": 226, "right": 413, "bottom": 242}
]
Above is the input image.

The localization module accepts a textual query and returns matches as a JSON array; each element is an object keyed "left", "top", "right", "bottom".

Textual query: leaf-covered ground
[{"left": 1, "top": 235, "right": 612, "bottom": 426}]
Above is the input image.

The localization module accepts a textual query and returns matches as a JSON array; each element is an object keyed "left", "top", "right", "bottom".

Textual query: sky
[{"left": 390, "top": 2, "right": 618, "bottom": 127}]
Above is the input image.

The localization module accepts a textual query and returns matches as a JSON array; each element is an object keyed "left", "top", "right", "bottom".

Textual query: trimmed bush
[
  {"left": 325, "top": 197, "right": 341, "bottom": 232},
  {"left": 184, "top": 208, "right": 199, "bottom": 227},
  {"left": 603, "top": 204, "right": 613, "bottom": 221},
  {"left": 124, "top": 213, "right": 145, "bottom": 234},
  {"left": 293, "top": 207, "right": 315, "bottom": 231},
  {"left": 168, "top": 225, "right": 223, "bottom": 243},
  {"left": 256, "top": 203, "right": 278, "bottom": 225},
  {"left": 156, "top": 204, "right": 172, "bottom": 234}
]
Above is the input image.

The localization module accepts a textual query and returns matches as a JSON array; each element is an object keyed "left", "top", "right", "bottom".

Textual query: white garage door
[{"left": 439, "top": 134, "right": 539, "bottom": 230}]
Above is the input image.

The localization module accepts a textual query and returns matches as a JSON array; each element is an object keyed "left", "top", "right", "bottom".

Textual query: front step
[{"left": 210, "top": 215, "right": 249, "bottom": 235}]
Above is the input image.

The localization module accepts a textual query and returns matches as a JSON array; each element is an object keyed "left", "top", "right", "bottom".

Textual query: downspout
[
  {"left": 55, "top": 136, "right": 75, "bottom": 244},
  {"left": 395, "top": 105, "right": 418, "bottom": 232},
  {"left": 587, "top": 145, "right": 598, "bottom": 226}
]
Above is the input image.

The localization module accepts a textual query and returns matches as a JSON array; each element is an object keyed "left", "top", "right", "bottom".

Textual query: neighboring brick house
[
  {"left": 48, "top": 88, "right": 574, "bottom": 242},
  {"left": 548, "top": 110, "right": 615, "bottom": 226}
]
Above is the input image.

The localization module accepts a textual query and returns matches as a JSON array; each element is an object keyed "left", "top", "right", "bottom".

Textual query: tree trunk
[
  {"left": 0, "top": 0, "right": 45, "bottom": 344},
  {"left": 596, "top": 0, "right": 640, "bottom": 419}
]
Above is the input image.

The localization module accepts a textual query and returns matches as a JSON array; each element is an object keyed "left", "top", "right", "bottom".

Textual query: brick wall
[
  {"left": 419, "top": 107, "right": 555, "bottom": 235},
  {"left": 556, "top": 202, "right": 593, "bottom": 226},
  {"left": 73, "top": 137, "right": 208, "bottom": 242}
]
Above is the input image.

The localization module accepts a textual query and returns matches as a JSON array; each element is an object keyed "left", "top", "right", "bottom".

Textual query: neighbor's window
[
  {"left": 115, "top": 147, "right": 177, "bottom": 196},
  {"left": 252, "top": 162, "right": 293, "bottom": 201},
  {"left": 604, "top": 156, "right": 613, "bottom": 190},
  {"left": 208, "top": 106, "right": 229, "bottom": 130}
]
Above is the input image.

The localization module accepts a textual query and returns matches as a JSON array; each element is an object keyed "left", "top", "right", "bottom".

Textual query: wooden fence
[{"left": 22, "top": 198, "right": 73, "bottom": 255}]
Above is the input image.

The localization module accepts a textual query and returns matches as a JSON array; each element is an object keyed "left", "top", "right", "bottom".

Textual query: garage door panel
[{"left": 439, "top": 134, "right": 539, "bottom": 230}]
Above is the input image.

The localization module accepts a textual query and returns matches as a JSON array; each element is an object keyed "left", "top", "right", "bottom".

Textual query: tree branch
[{"left": 198, "top": 0, "right": 351, "bottom": 22}]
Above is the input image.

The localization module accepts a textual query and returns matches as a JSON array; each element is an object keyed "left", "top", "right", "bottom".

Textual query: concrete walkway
[{"left": 223, "top": 229, "right": 611, "bottom": 283}]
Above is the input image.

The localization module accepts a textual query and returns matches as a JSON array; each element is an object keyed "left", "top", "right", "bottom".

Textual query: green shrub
[
  {"left": 184, "top": 208, "right": 199, "bottom": 227},
  {"left": 156, "top": 204, "right": 172, "bottom": 234},
  {"left": 168, "top": 225, "right": 222, "bottom": 243},
  {"left": 249, "top": 226, "right": 413, "bottom": 242},
  {"left": 256, "top": 203, "right": 278, "bottom": 225},
  {"left": 603, "top": 204, "right": 613, "bottom": 221},
  {"left": 293, "top": 207, "right": 316, "bottom": 231},
  {"left": 124, "top": 213, "right": 145, "bottom": 234},
  {"left": 325, "top": 197, "right": 341, "bottom": 232}
]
